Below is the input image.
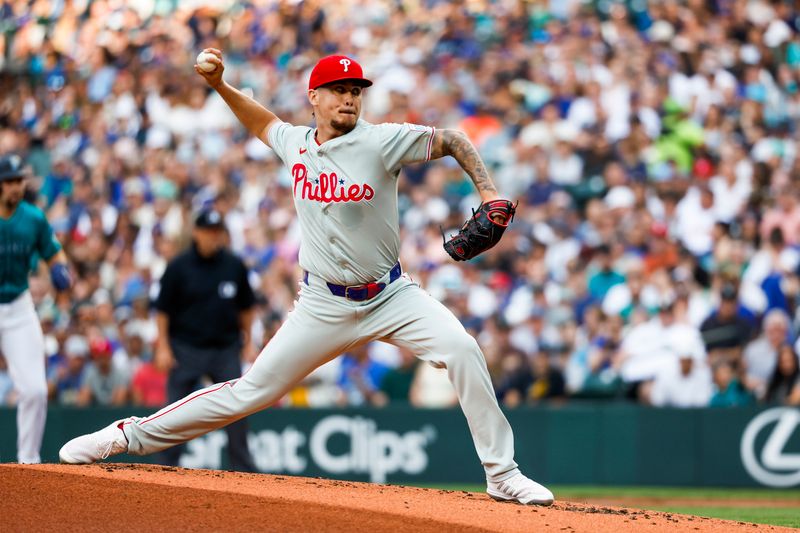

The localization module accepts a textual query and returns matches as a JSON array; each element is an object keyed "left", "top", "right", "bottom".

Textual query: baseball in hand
[{"left": 196, "top": 51, "right": 217, "bottom": 72}]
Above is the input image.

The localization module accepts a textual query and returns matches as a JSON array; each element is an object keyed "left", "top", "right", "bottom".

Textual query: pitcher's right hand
[{"left": 195, "top": 48, "right": 224, "bottom": 89}]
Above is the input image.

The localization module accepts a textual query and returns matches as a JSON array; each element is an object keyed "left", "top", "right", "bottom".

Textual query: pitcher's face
[{"left": 309, "top": 81, "right": 363, "bottom": 134}]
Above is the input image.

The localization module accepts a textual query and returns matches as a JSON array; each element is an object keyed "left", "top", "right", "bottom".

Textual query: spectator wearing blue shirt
[
  {"left": 587, "top": 245, "right": 625, "bottom": 301},
  {"left": 40, "top": 157, "right": 73, "bottom": 208},
  {"left": 700, "top": 283, "right": 755, "bottom": 368},
  {"left": 337, "top": 345, "right": 391, "bottom": 406},
  {"left": 48, "top": 335, "right": 88, "bottom": 406},
  {"left": 709, "top": 361, "right": 755, "bottom": 407}
]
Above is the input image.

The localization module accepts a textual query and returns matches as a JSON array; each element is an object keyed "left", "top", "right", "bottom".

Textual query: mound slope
[{"left": 0, "top": 464, "right": 791, "bottom": 533}]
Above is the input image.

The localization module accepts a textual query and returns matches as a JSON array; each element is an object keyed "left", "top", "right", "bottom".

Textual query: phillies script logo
[{"left": 292, "top": 163, "right": 374, "bottom": 203}]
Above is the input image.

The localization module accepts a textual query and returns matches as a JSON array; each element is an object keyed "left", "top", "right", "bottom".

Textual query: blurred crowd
[{"left": 1, "top": 0, "right": 800, "bottom": 411}]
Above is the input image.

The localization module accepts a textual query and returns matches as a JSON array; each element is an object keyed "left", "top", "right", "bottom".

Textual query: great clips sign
[
  {"left": 7, "top": 404, "right": 800, "bottom": 486},
  {"left": 179, "top": 415, "right": 438, "bottom": 483}
]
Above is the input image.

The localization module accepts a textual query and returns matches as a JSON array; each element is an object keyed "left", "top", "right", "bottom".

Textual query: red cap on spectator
[
  {"left": 650, "top": 221, "right": 668, "bottom": 238},
  {"left": 488, "top": 271, "right": 512, "bottom": 292},
  {"left": 308, "top": 55, "right": 373, "bottom": 90},
  {"left": 693, "top": 157, "right": 714, "bottom": 180},
  {"left": 89, "top": 338, "right": 113, "bottom": 358}
]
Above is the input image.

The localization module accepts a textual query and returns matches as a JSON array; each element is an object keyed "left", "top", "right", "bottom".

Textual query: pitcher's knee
[
  {"left": 231, "top": 381, "right": 282, "bottom": 413},
  {"left": 447, "top": 333, "right": 483, "bottom": 361}
]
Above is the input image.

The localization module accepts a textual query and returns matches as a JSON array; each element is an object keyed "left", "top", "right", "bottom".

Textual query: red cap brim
[{"left": 312, "top": 77, "right": 373, "bottom": 90}]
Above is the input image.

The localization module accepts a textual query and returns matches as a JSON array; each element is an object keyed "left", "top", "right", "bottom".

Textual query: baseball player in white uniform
[
  {"left": 60, "top": 51, "right": 554, "bottom": 505},
  {"left": 0, "top": 154, "right": 72, "bottom": 463}
]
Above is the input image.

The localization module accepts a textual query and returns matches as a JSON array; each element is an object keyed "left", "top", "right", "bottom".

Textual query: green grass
[
  {"left": 650, "top": 506, "right": 800, "bottom": 529},
  {"left": 551, "top": 485, "right": 800, "bottom": 501},
  {"left": 411, "top": 484, "right": 800, "bottom": 528}
]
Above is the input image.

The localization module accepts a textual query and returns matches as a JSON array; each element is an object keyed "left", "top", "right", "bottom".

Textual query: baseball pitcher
[
  {"left": 60, "top": 52, "right": 553, "bottom": 505},
  {"left": 0, "top": 154, "right": 72, "bottom": 463}
]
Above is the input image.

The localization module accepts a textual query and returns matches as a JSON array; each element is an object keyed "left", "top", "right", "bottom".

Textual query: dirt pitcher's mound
[{"left": 0, "top": 464, "right": 791, "bottom": 533}]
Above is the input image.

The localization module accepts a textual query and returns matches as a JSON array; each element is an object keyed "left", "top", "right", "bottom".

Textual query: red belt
[{"left": 303, "top": 263, "right": 402, "bottom": 301}]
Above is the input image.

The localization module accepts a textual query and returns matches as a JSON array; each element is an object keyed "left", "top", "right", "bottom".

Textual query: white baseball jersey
[{"left": 268, "top": 119, "right": 435, "bottom": 285}]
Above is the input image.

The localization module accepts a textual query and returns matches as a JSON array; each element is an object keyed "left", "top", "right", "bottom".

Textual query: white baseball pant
[
  {"left": 0, "top": 291, "right": 47, "bottom": 463},
  {"left": 124, "top": 271, "right": 520, "bottom": 482}
]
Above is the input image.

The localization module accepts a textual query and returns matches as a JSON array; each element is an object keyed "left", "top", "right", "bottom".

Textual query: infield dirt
[{"left": 0, "top": 463, "right": 792, "bottom": 532}]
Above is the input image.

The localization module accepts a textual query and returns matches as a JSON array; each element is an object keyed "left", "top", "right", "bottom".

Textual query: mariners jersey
[
  {"left": 0, "top": 201, "right": 61, "bottom": 303},
  {"left": 268, "top": 119, "right": 435, "bottom": 285}
]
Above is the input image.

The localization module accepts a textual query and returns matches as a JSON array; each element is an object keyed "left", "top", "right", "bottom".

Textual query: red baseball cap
[
  {"left": 308, "top": 55, "right": 373, "bottom": 91},
  {"left": 89, "top": 337, "right": 113, "bottom": 358},
  {"left": 650, "top": 221, "right": 668, "bottom": 238}
]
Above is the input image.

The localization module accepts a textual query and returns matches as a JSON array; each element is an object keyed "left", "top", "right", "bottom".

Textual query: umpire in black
[{"left": 154, "top": 208, "right": 257, "bottom": 472}]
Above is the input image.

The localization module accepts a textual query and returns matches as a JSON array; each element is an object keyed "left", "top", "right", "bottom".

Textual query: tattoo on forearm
[{"left": 438, "top": 130, "right": 497, "bottom": 194}]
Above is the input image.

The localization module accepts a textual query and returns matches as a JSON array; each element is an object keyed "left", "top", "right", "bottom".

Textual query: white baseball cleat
[
  {"left": 487, "top": 472, "right": 554, "bottom": 506},
  {"left": 59, "top": 418, "right": 130, "bottom": 464}
]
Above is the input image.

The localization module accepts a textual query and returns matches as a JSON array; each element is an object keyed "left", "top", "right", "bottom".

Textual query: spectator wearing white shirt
[
  {"left": 709, "top": 160, "right": 752, "bottom": 223},
  {"left": 616, "top": 295, "right": 705, "bottom": 393},
  {"left": 650, "top": 338, "right": 713, "bottom": 408},
  {"left": 566, "top": 81, "right": 601, "bottom": 131},
  {"left": 744, "top": 309, "right": 790, "bottom": 400},
  {"left": 602, "top": 257, "right": 660, "bottom": 320},
  {"left": 518, "top": 103, "right": 578, "bottom": 150},
  {"left": 548, "top": 140, "right": 584, "bottom": 187},
  {"left": 410, "top": 363, "right": 458, "bottom": 408},
  {"left": 675, "top": 183, "right": 717, "bottom": 257}
]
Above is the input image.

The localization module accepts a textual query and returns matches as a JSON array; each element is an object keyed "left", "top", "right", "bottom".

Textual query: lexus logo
[{"left": 740, "top": 407, "right": 800, "bottom": 487}]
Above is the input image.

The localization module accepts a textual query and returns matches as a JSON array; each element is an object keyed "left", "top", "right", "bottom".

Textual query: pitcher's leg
[
  {"left": 159, "top": 351, "right": 202, "bottom": 466},
  {"left": 125, "top": 296, "right": 357, "bottom": 456},
  {"left": 210, "top": 346, "right": 256, "bottom": 472},
  {"left": 439, "top": 334, "right": 518, "bottom": 481},
  {"left": 364, "top": 280, "right": 518, "bottom": 481},
  {"left": 2, "top": 311, "right": 47, "bottom": 464}
]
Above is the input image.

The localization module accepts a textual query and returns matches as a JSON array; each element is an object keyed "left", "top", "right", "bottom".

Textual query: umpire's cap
[
  {"left": 195, "top": 208, "right": 225, "bottom": 229},
  {"left": 0, "top": 154, "right": 27, "bottom": 181}
]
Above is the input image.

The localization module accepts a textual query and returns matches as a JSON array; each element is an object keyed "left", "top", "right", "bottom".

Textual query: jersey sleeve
[
  {"left": 267, "top": 121, "right": 292, "bottom": 162},
  {"left": 378, "top": 122, "right": 436, "bottom": 174},
  {"left": 36, "top": 212, "right": 61, "bottom": 261}
]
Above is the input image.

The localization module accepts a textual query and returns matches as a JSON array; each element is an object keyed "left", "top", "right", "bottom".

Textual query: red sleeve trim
[{"left": 425, "top": 126, "right": 436, "bottom": 161}]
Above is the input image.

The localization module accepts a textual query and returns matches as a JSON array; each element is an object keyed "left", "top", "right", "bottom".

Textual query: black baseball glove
[{"left": 443, "top": 199, "right": 517, "bottom": 261}]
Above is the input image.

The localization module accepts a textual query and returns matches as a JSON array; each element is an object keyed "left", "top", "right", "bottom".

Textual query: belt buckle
[
  {"left": 344, "top": 284, "right": 365, "bottom": 301},
  {"left": 345, "top": 282, "right": 385, "bottom": 301}
]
